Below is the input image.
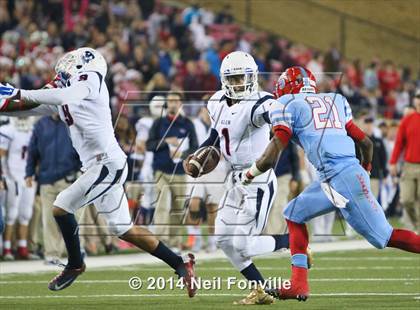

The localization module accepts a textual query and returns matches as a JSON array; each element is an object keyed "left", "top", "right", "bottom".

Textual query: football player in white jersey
[
  {"left": 0, "top": 117, "right": 36, "bottom": 260},
  {"left": 135, "top": 95, "right": 165, "bottom": 222},
  {"left": 0, "top": 48, "right": 196, "bottom": 297},
  {"left": 187, "top": 103, "right": 229, "bottom": 252},
  {"left": 184, "top": 51, "right": 290, "bottom": 304}
]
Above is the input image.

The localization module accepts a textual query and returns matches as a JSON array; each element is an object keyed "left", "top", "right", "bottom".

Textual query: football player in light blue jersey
[{"left": 239, "top": 66, "right": 420, "bottom": 301}]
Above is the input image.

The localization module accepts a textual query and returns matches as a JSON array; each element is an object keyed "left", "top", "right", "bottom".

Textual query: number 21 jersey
[{"left": 269, "top": 92, "right": 359, "bottom": 181}]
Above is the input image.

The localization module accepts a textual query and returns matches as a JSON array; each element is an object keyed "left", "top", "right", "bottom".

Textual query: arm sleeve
[
  {"left": 389, "top": 118, "right": 406, "bottom": 164},
  {"left": 343, "top": 95, "right": 353, "bottom": 124},
  {"left": 146, "top": 119, "right": 168, "bottom": 152},
  {"left": 345, "top": 120, "right": 366, "bottom": 142},
  {"left": 25, "top": 127, "right": 39, "bottom": 178},
  {"left": 251, "top": 95, "right": 275, "bottom": 128},
  {"left": 289, "top": 143, "right": 301, "bottom": 181},
  {"left": 379, "top": 138, "right": 388, "bottom": 177},
  {"left": 199, "top": 128, "right": 220, "bottom": 148},
  {"left": 269, "top": 101, "right": 293, "bottom": 146},
  {"left": 182, "top": 120, "right": 199, "bottom": 158},
  {"left": 0, "top": 127, "right": 11, "bottom": 150},
  {"left": 1, "top": 104, "right": 57, "bottom": 117},
  {"left": 20, "top": 72, "right": 100, "bottom": 106}
]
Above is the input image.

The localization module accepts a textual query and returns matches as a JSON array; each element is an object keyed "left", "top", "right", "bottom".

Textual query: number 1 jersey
[{"left": 207, "top": 90, "right": 276, "bottom": 170}]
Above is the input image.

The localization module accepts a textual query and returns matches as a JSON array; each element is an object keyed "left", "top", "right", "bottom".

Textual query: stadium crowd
[{"left": 0, "top": 0, "right": 419, "bottom": 261}]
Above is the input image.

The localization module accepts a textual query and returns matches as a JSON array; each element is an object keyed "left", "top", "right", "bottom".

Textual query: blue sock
[
  {"left": 291, "top": 253, "right": 308, "bottom": 269},
  {"left": 54, "top": 213, "right": 83, "bottom": 269},
  {"left": 273, "top": 234, "right": 289, "bottom": 250},
  {"left": 151, "top": 242, "right": 185, "bottom": 276},
  {"left": 241, "top": 263, "right": 265, "bottom": 283}
]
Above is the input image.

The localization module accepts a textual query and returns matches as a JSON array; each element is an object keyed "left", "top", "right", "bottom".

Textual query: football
[{"left": 188, "top": 146, "right": 221, "bottom": 178}]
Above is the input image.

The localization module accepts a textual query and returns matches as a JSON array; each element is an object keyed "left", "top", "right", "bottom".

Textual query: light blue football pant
[{"left": 284, "top": 163, "right": 393, "bottom": 249}]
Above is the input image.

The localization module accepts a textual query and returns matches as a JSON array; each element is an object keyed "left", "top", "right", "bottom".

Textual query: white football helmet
[
  {"left": 149, "top": 95, "right": 166, "bottom": 118},
  {"left": 55, "top": 47, "right": 108, "bottom": 80},
  {"left": 220, "top": 51, "right": 258, "bottom": 100},
  {"left": 11, "top": 116, "right": 33, "bottom": 132}
]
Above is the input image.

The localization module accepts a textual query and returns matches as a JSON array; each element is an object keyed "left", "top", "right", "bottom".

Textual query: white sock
[
  {"left": 18, "top": 239, "right": 27, "bottom": 247},
  {"left": 208, "top": 235, "right": 216, "bottom": 247},
  {"left": 4, "top": 240, "right": 11, "bottom": 249},
  {"left": 192, "top": 225, "right": 201, "bottom": 235},
  {"left": 187, "top": 226, "right": 195, "bottom": 235}
]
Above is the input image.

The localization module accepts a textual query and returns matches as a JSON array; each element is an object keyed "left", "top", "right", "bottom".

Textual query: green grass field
[{"left": 1, "top": 249, "right": 419, "bottom": 309}]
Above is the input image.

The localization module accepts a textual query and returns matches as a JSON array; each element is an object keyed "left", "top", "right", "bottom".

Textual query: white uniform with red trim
[
  {"left": 0, "top": 123, "right": 35, "bottom": 226},
  {"left": 17, "top": 71, "right": 132, "bottom": 235},
  {"left": 205, "top": 90, "right": 280, "bottom": 271}
]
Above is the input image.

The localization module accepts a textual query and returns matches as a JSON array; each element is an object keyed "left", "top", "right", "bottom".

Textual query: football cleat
[
  {"left": 266, "top": 280, "right": 309, "bottom": 301},
  {"left": 3, "top": 249, "right": 14, "bottom": 261},
  {"left": 182, "top": 253, "right": 197, "bottom": 298},
  {"left": 48, "top": 263, "right": 86, "bottom": 291},
  {"left": 233, "top": 286, "right": 274, "bottom": 305}
]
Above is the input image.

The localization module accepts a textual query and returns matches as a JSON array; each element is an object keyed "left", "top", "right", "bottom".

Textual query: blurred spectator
[
  {"left": 360, "top": 117, "right": 388, "bottom": 199},
  {"left": 146, "top": 91, "right": 198, "bottom": 250},
  {"left": 364, "top": 62, "right": 379, "bottom": 92},
  {"left": 215, "top": 4, "right": 234, "bottom": 24},
  {"left": 182, "top": 2, "right": 202, "bottom": 26},
  {"left": 378, "top": 60, "right": 401, "bottom": 96},
  {"left": 323, "top": 43, "right": 341, "bottom": 74},
  {"left": 389, "top": 91, "right": 420, "bottom": 233},
  {"left": 135, "top": 96, "right": 166, "bottom": 225},
  {"left": 25, "top": 114, "right": 81, "bottom": 264},
  {"left": 145, "top": 73, "right": 170, "bottom": 101}
]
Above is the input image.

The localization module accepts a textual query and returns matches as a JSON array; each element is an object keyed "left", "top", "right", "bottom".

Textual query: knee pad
[
  {"left": 6, "top": 205, "right": 18, "bottom": 225},
  {"left": 232, "top": 235, "right": 249, "bottom": 257},
  {"left": 18, "top": 206, "right": 33, "bottom": 226},
  {"left": 17, "top": 217, "right": 30, "bottom": 226},
  {"left": 215, "top": 235, "right": 231, "bottom": 249}
]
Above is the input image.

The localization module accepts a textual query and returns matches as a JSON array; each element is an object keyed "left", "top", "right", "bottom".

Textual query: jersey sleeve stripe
[
  {"left": 0, "top": 132, "right": 12, "bottom": 140},
  {"left": 271, "top": 119, "right": 292, "bottom": 128},
  {"left": 250, "top": 94, "right": 274, "bottom": 127}
]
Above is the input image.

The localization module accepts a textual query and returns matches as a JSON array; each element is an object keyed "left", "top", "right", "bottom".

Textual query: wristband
[
  {"left": 0, "top": 99, "right": 10, "bottom": 111},
  {"left": 248, "top": 162, "right": 263, "bottom": 179},
  {"left": 362, "top": 162, "right": 372, "bottom": 172}
]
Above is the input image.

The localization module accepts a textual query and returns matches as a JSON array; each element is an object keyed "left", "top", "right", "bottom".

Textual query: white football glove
[
  {"left": 0, "top": 83, "right": 19, "bottom": 99},
  {"left": 241, "top": 169, "right": 255, "bottom": 185},
  {"left": 232, "top": 170, "right": 255, "bottom": 186}
]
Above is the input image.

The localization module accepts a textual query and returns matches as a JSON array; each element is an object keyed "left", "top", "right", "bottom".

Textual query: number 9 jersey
[
  {"left": 269, "top": 92, "right": 359, "bottom": 181},
  {"left": 207, "top": 90, "right": 276, "bottom": 170}
]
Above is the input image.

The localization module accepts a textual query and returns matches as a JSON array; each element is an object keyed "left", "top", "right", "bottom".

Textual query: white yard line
[
  {"left": 94, "top": 266, "right": 418, "bottom": 272},
  {"left": 1, "top": 278, "right": 419, "bottom": 285},
  {"left": 0, "top": 240, "right": 377, "bottom": 275},
  {"left": 1, "top": 240, "right": 418, "bottom": 275},
  {"left": 0, "top": 293, "right": 419, "bottom": 299}
]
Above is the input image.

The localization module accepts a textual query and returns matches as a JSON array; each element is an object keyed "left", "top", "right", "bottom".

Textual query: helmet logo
[{"left": 82, "top": 50, "right": 95, "bottom": 64}]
